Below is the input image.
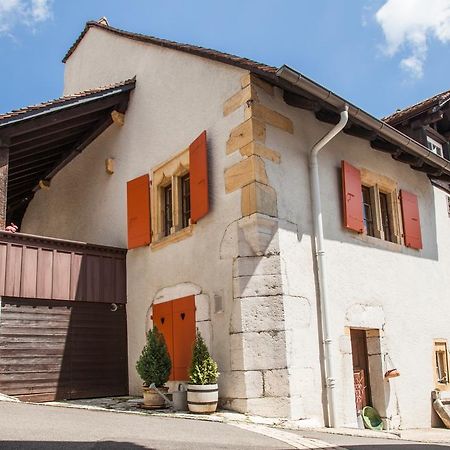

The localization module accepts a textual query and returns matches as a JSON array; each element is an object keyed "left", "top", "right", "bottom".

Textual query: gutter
[
  {"left": 276, "top": 65, "right": 450, "bottom": 176},
  {"left": 309, "top": 107, "right": 349, "bottom": 428}
]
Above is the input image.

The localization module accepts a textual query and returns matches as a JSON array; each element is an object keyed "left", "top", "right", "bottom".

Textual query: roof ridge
[
  {"left": 62, "top": 21, "right": 278, "bottom": 76},
  {"left": 0, "top": 78, "right": 136, "bottom": 121}
]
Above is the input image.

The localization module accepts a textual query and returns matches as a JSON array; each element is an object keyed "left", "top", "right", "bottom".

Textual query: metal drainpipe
[{"left": 310, "top": 106, "right": 348, "bottom": 428}]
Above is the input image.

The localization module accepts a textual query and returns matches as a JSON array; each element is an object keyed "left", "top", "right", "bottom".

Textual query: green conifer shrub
[
  {"left": 189, "top": 330, "right": 219, "bottom": 385},
  {"left": 136, "top": 326, "right": 171, "bottom": 387}
]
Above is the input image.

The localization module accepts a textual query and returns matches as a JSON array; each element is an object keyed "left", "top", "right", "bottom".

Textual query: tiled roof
[
  {"left": 0, "top": 78, "right": 136, "bottom": 124},
  {"left": 62, "top": 21, "right": 278, "bottom": 77},
  {"left": 383, "top": 89, "right": 450, "bottom": 125}
]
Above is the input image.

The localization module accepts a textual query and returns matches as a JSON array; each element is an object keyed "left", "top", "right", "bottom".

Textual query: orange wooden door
[
  {"left": 172, "top": 296, "right": 196, "bottom": 380},
  {"left": 152, "top": 301, "right": 174, "bottom": 380}
]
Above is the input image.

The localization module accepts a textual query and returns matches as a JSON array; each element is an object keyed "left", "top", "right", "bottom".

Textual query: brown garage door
[{"left": 0, "top": 297, "right": 128, "bottom": 402}]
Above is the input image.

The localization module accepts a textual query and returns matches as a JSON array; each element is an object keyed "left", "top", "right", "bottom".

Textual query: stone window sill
[
  {"left": 352, "top": 233, "right": 403, "bottom": 252},
  {"left": 150, "top": 225, "right": 193, "bottom": 251}
]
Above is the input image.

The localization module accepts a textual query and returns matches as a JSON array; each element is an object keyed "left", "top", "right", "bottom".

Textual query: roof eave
[{"left": 276, "top": 65, "right": 450, "bottom": 178}]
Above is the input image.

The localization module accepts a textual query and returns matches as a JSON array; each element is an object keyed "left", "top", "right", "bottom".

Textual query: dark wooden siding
[
  {"left": 0, "top": 297, "right": 128, "bottom": 402},
  {"left": 0, "top": 232, "right": 126, "bottom": 303}
]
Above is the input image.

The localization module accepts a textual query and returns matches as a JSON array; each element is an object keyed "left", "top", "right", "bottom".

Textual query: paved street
[
  {"left": 288, "top": 429, "right": 450, "bottom": 449},
  {"left": 1, "top": 401, "right": 450, "bottom": 449},
  {"left": 0, "top": 402, "right": 291, "bottom": 450}
]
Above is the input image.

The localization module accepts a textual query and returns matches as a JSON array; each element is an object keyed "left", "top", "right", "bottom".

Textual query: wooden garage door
[{"left": 0, "top": 298, "right": 128, "bottom": 402}]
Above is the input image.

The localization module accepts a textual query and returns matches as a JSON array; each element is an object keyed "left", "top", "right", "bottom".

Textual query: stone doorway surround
[{"left": 342, "top": 323, "right": 401, "bottom": 430}]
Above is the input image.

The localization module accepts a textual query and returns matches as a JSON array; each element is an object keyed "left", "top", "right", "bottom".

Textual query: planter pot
[
  {"left": 142, "top": 385, "right": 168, "bottom": 408},
  {"left": 187, "top": 383, "right": 218, "bottom": 413},
  {"left": 384, "top": 369, "right": 400, "bottom": 379}
]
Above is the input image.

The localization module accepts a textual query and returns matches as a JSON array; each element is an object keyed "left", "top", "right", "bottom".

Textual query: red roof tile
[
  {"left": 0, "top": 78, "right": 135, "bottom": 123},
  {"left": 383, "top": 89, "right": 450, "bottom": 125}
]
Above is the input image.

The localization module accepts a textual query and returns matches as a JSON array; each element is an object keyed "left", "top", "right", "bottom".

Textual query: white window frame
[{"left": 426, "top": 136, "right": 444, "bottom": 157}]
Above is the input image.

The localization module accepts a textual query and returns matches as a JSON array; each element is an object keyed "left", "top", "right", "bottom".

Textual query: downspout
[{"left": 310, "top": 106, "right": 348, "bottom": 428}]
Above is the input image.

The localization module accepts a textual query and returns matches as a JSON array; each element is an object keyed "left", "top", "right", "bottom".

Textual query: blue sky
[{"left": 0, "top": 0, "right": 449, "bottom": 118}]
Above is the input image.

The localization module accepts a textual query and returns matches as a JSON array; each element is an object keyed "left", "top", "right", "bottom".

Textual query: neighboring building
[{"left": 0, "top": 19, "right": 449, "bottom": 430}]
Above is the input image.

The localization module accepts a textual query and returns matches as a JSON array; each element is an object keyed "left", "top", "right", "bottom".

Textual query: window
[
  {"left": 342, "top": 162, "right": 422, "bottom": 249},
  {"left": 149, "top": 131, "right": 208, "bottom": 249},
  {"left": 342, "top": 162, "right": 404, "bottom": 244},
  {"left": 427, "top": 136, "right": 443, "bottom": 157},
  {"left": 362, "top": 186, "right": 375, "bottom": 237},
  {"left": 434, "top": 341, "right": 449, "bottom": 386},
  {"left": 379, "top": 192, "right": 392, "bottom": 242},
  {"left": 360, "top": 184, "right": 396, "bottom": 243},
  {"left": 181, "top": 174, "right": 191, "bottom": 229},
  {"left": 163, "top": 183, "right": 173, "bottom": 237}
]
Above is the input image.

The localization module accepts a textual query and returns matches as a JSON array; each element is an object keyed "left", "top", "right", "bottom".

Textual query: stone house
[{"left": 0, "top": 18, "right": 449, "bottom": 430}]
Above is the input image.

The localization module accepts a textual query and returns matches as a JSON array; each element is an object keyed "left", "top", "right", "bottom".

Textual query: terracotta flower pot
[
  {"left": 142, "top": 385, "right": 168, "bottom": 408},
  {"left": 384, "top": 369, "right": 400, "bottom": 379},
  {"left": 187, "top": 384, "right": 218, "bottom": 413}
]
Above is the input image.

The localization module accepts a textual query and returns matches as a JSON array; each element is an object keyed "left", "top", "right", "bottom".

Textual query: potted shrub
[
  {"left": 136, "top": 326, "right": 171, "bottom": 408},
  {"left": 187, "top": 330, "right": 219, "bottom": 413}
]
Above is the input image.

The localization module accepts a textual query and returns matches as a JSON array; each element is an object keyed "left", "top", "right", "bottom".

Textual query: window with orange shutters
[
  {"left": 341, "top": 162, "right": 406, "bottom": 246},
  {"left": 150, "top": 131, "right": 209, "bottom": 247},
  {"left": 152, "top": 296, "right": 196, "bottom": 381}
]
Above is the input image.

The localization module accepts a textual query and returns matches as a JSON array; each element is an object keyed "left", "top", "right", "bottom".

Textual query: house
[{"left": 0, "top": 18, "right": 449, "bottom": 430}]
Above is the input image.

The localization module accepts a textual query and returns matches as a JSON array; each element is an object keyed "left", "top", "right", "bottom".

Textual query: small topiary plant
[
  {"left": 136, "top": 326, "right": 171, "bottom": 387},
  {"left": 189, "top": 330, "right": 219, "bottom": 385}
]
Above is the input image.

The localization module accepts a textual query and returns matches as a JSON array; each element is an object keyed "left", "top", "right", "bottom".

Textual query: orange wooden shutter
[
  {"left": 189, "top": 131, "right": 209, "bottom": 223},
  {"left": 342, "top": 161, "right": 364, "bottom": 233},
  {"left": 172, "top": 296, "right": 196, "bottom": 381},
  {"left": 400, "top": 190, "right": 422, "bottom": 250},
  {"left": 152, "top": 302, "right": 175, "bottom": 380},
  {"left": 126, "top": 174, "right": 151, "bottom": 249}
]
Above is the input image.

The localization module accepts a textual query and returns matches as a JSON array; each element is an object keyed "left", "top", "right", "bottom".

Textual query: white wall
[
  {"left": 22, "top": 27, "right": 246, "bottom": 396},
  {"left": 258, "top": 85, "right": 450, "bottom": 428}
]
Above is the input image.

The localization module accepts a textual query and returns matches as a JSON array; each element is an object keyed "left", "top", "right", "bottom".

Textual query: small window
[
  {"left": 163, "top": 184, "right": 173, "bottom": 236},
  {"left": 435, "top": 341, "right": 449, "bottom": 385},
  {"left": 362, "top": 186, "right": 375, "bottom": 237},
  {"left": 427, "top": 136, "right": 443, "bottom": 157},
  {"left": 181, "top": 174, "right": 191, "bottom": 229},
  {"left": 361, "top": 185, "right": 396, "bottom": 242},
  {"left": 379, "top": 192, "right": 393, "bottom": 242}
]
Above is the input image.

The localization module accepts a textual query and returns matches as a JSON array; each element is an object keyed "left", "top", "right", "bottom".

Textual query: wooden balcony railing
[{"left": 0, "top": 232, "right": 126, "bottom": 303}]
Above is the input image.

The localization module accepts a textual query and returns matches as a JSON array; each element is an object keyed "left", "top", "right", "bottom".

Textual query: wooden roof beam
[
  {"left": 344, "top": 124, "right": 378, "bottom": 140},
  {"left": 0, "top": 93, "right": 127, "bottom": 138},
  {"left": 35, "top": 115, "right": 113, "bottom": 187},
  {"left": 370, "top": 139, "right": 401, "bottom": 155},
  {"left": 283, "top": 90, "right": 320, "bottom": 111},
  {"left": 315, "top": 109, "right": 341, "bottom": 125},
  {"left": 10, "top": 126, "right": 89, "bottom": 155},
  {"left": 9, "top": 143, "right": 76, "bottom": 165},
  {"left": 411, "top": 110, "right": 444, "bottom": 129},
  {"left": 11, "top": 112, "right": 105, "bottom": 146}
]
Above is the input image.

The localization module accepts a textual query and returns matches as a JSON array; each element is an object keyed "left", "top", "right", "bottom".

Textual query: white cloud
[
  {"left": 375, "top": 0, "right": 450, "bottom": 78},
  {"left": 0, "top": 0, "right": 52, "bottom": 34}
]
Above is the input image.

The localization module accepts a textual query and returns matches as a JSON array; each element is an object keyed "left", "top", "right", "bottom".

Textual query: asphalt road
[
  {"left": 0, "top": 401, "right": 292, "bottom": 450},
  {"left": 1, "top": 401, "right": 450, "bottom": 450},
  {"left": 288, "top": 429, "right": 450, "bottom": 449}
]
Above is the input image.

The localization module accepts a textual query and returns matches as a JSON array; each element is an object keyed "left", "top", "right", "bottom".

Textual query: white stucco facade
[{"left": 21, "top": 24, "right": 450, "bottom": 429}]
